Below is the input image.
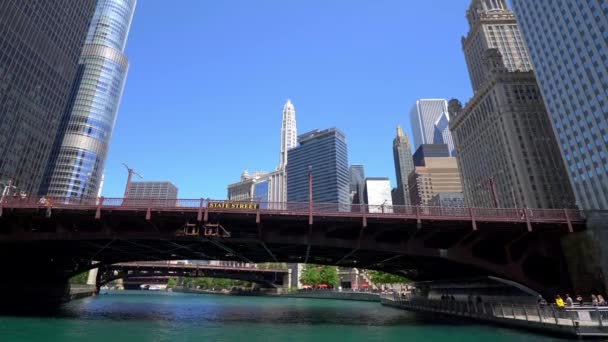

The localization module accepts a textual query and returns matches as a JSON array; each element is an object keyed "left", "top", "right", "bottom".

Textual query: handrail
[
  {"left": 0, "top": 196, "right": 585, "bottom": 223},
  {"left": 380, "top": 294, "right": 608, "bottom": 328}
]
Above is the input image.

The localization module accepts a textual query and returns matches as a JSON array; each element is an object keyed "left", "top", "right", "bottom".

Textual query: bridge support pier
[{"left": 0, "top": 264, "right": 71, "bottom": 312}]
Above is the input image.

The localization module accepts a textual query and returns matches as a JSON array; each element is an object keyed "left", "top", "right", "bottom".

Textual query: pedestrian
[
  {"left": 592, "top": 294, "right": 599, "bottom": 306},
  {"left": 537, "top": 295, "right": 547, "bottom": 305},
  {"left": 555, "top": 295, "right": 565, "bottom": 309},
  {"left": 598, "top": 294, "right": 606, "bottom": 305},
  {"left": 576, "top": 294, "right": 583, "bottom": 306},
  {"left": 565, "top": 294, "right": 574, "bottom": 307}
]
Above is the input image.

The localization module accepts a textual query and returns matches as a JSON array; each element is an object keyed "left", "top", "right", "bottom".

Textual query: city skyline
[{"left": 96, "top": 0, "right": 474, "bottom": 200}]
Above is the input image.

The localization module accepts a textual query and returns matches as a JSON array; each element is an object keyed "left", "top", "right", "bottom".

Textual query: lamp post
[
  {"left": 122, "top": 163, "right": 142, "bottom": 199},
  {"left": 308, "top": 166, "right": 313, "bottom": 212}
]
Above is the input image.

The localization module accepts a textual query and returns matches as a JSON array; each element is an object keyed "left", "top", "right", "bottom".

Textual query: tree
[
  {"left": 300, "top": 264, "right": 339, "bottom": 287},
  {"left": 367, "top": 270, "right": 410, "bottom": 285},
  {"left": 70, "top": 271, "right": 89, "bottom": 285},
  {"left": 166, "top": 277, "right": 177, "bottom": 288}
]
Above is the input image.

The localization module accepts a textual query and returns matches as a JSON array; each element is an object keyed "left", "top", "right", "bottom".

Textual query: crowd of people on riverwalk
[{"left": 539, "top": 293, "right": 607, "bottom": 308}]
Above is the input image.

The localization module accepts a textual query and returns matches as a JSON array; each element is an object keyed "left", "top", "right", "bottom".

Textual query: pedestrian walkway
[{"left": 380, "top": 294, "right": 608, "bottom": 338}]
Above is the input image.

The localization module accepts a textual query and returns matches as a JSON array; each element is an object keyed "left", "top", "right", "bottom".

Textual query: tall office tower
[
  {"left": 349, "top": 165, "right": 365, "bottom": 204},
  {"left": 392, "top": 126, "right": 415, "bottom": 205},
  {"left": 413, "top": 144, "right": 450, "bottom": 167},
  {"left": 126, "top": 181, "right": 178, "bottom": 200},
  {"left": 410, "top": 99, "right": 456, "bottom": 155},
  {"left": 408, "top": 157, "right": 463, "bottom": 206},
  {"left": 463, "top": 0, "right": 533, "bottom": 92},
  {"left": 363, "top": 178, "right": 393, "bottom": 213},
  {"left": 511, "top": 1, "right": 608, "bottom": 210},
  {"left": 227, "top": 100, "right": 296, "bottom": 206},
  {"left": 287, "top": 128, "right": 349, "bottom": 206},
  {"left": 279, "top": 100, "right": 297, "bottom": 169},
  {"left": 42, "top": 0, "right": 137, "bottom": 198},
  {"left": 0, "top": 1, "right": 97, "bottom": 195},
  {"left": 449, "top": 1, "right": 575, "bottom": 209}
]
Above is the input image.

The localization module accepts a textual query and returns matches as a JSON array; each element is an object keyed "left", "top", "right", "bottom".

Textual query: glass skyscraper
[
  {"left": 0, "top": 1, "right": 97, "bottom": 195},
  {"left": 348, "top": 164, "right": 365, "bottom": 204},
  {"left": 511, "top": 0, "right": 608, "bottom": 210},
  {"left": 287, "top": 128, "right": 349, "bottom": 206},
  {"left": 409, "top": 99, "right": 456, "bottom": 156},
  {"left": 42, "top": 0, "right": 137, "bottom": 198}
]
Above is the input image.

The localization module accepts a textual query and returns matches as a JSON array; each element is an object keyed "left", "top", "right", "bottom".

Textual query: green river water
[{"left": 0, "top": 291, "right": 572, "bottom": 341}]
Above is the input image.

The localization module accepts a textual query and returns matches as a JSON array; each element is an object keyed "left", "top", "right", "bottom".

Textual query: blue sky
[{"left": 102, "top": 0, "right": 474, "bottom": 199}]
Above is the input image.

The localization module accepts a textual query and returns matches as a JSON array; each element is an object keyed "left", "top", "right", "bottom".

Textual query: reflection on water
[{"left": 0, "top": 291, "right": 566, "bottom": 342}]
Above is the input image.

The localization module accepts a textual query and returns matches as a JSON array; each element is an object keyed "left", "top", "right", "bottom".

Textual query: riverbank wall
[
  {"left": 69, "top": 284, "right": 97, "bottom": 301},
  {"left": 280, "top": 291, "right": 380, "bottom": 302}
]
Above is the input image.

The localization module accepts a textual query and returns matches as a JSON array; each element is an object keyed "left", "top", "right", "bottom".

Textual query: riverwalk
[{"left": 381, "top": 294, "right": 608, "bottom": 338}]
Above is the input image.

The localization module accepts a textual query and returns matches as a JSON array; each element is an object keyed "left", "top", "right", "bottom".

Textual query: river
[{"left": 0, "top": 291, "right": 569, "bottom": 341}]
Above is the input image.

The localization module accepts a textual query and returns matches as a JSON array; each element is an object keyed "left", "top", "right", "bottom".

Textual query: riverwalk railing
[{"left": 380, "top": 293, "right": 608, "bottom": 337}]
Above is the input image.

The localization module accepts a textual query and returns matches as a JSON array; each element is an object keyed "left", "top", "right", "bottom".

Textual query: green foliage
[
  {"left": 70, "top": 271, "right": 89, "bottom": 285},
  {"left": 300, "top": 264, "right": 339, "bottom": 287},
  {"left": 367, "top": 270, "right": 410, "bottom": 284},
  {"left": 166, "top": 277, "right": 177, "bottom": 288},
  {"left": 181, "top": 277, "right": 251, "bottom": 289}
]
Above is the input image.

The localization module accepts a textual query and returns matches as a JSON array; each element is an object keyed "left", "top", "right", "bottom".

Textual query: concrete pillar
[
  {"left": 561, "top": 210, "right": 608, "bottom": 294},
  {"left": 86, "top": 268, "right": 98, "bottom": 286}
]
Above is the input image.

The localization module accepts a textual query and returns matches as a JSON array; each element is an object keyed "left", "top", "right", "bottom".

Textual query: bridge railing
[{"left": 0, "top": 196, "right": 585, "bottom": 223}]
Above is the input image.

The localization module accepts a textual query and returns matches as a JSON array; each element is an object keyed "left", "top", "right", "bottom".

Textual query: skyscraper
[
  {"left": 227, "top": 100, "right": 296, "bottom": 206},
  {"left": 410, "top": 99, "right": 456, "bottom": 155},
  {"left": 349, "top": 165, "right": 365, "bottom": 204},
  {"left": 287, "top": 128, "right": 349, "bottom": 206},
  {"left": 413, "top": 144, "right": 450, "bottom": 167},
  {"left": 511, "top": 0, "right": 608, "bottom": 210},
  {"left": 392, "top": 126, "right": 414, "bottom": 205},
  {"left": 0, "top": 1, "right": 97, "bottom": 195},
  {"left": 449, "top": 0, "right": 574, "bottom": 209},
  {"left": 42, "top": 0, "right": 137, "bottom": 198},
  {"left": 279, "top": 100, "right": 297, "bottom": 170},
  {"left": 408, "top": 157, "right": 463, "bottom": 206},
  {"left": 126, "top": 181, "right": 178, "bottom": 200},
  {"left": 463, "top": 0, "right": 533, "bottom": 92}
]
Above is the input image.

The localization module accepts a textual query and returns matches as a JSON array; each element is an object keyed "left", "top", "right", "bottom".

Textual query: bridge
[
  {"left": 98, "top": 261, "right": 289, "bottom": 288},
  {"left": 0, "top": 196, "right": 586, "bottom": 307}
]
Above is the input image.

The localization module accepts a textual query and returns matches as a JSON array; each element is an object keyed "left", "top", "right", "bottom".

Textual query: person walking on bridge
[
  {"left": 555, "top": 295, "right": 565, "bottom": 309},
  {"left": 565, "top": 294, "right": 574, "bottom": 307}
]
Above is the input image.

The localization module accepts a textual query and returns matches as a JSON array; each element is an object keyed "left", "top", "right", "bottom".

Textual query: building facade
[
  {"left": 463, "top": 0, "right": 534, "bottom": 92},
  {"left": 409, "top": 99, "right": 456, "bottom": 155},
  {"left": 0, "top": 1, "right": 97, "bottom": 195},
  {"left": 227, "top": 171, "right": 268, "bottom": 201},
  {"left": 349, "top": 165, "right": 365, "bottom": 204},
  {"left": 449, "top": 0, "right": 575, "bottom": 209},
  {"left": 413, "top": 144, "right": 450, "bottom": 167},
  {"left": 363, "top": 178, "right": 393, "bottom": 213},
  {"left": 126, "top": 181, "right": 178, "bottom": 200},
  {"left": 287, "top": 128, "right": 349, "bottom": 206},
  {"left": 392, "top": 126, "right": 414, "bottom": 205},
  {"left": 408, "top": 157, "right": 463, "bottom": 206},
  {"left": 42, "top": 0, "right": 137, "bottom": 198},
  {"left": 511, "top": 0, "right": 608, "bottom": 210},
  {"left": 429, "top": 192, "right": 465, "bottom": 208}
]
